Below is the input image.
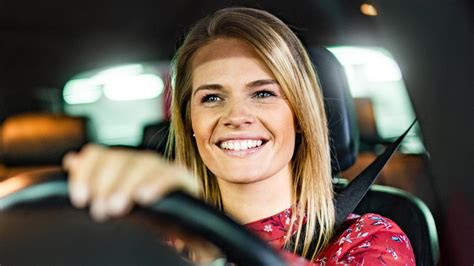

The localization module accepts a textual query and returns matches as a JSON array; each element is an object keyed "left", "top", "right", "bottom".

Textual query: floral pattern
[{"left": 245, "top": 208, "right": 415, "bottom": 265}]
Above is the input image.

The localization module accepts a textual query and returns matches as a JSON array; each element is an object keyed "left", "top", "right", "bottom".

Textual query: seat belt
[{"left": 333, "top": 119, "right": 418, "bottom": 230}]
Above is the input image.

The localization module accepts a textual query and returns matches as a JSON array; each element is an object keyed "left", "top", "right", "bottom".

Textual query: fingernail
[
  {"left": 63, "top": 152, "right": 76, "bottom": 167},
  {"left": 71, "top": 184, "right": 89, "bottom": 208},
  {"left": 91, "top": 201, "right": 107, "bottom": 222},
  {"left": 136, "top": 186, "right": 156, "bottom": 205},
  {"left": 107, "top": 195, "right": 128, "bottom": 216}
]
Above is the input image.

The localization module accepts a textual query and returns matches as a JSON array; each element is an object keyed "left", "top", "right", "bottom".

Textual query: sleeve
[{"left": 316, "top": 213, "right": 416, "bottom": 265}]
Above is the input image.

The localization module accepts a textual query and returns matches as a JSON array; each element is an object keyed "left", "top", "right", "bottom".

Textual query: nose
[{"left": 222, "top": 98, "right": 256, "bottom": 128}]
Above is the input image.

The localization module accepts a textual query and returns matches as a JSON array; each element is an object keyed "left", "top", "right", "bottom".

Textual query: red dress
[{"left": 245, "top": 208, "right": 416, "bottom": 265}]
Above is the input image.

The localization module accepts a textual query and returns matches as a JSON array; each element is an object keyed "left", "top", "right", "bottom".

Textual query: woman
[{"left": 64, "top": 7, "right": 415, "bottom": 265}]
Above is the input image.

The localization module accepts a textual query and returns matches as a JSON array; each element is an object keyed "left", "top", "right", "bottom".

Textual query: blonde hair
[{"left": 168, "top": 7, "right": 335, "bottom": 258}]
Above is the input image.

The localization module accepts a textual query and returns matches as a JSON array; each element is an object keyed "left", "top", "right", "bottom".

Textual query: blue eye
[
  {"left": 254, "top": 90, "right": 275, "bottom": 98},
  {"left": 201, "top": 94, "right": 221, "bottom": 103}
]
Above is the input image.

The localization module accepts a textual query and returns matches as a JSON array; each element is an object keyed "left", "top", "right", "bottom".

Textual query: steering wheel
[{"left": 0, "top": 169, "right": 286, "bottom": 265}]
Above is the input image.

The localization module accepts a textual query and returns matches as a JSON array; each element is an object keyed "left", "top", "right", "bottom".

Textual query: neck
[{"left": 217, "top": 165, "right": 293, "bottom": 224}]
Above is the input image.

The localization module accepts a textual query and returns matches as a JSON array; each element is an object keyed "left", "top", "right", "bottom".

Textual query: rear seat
[{"left": 0, "top": 113, "right": 89, "bottom": 181}]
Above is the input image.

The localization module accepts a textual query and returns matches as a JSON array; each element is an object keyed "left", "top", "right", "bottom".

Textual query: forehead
[
  {"left": 190, "top": 38, "right": 275, "bottom": 86},
  {"left": 191, "top": 38, "right": 257, "bottom": 66}
]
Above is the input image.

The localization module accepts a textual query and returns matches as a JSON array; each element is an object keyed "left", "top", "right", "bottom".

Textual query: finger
[
  {"left": 89, "top": 149, "right": 134, "bottom": 221},
  {"left": 103, "top": 152, "right": 161, "bottom": 217},
  {"left": 67, "top": 144, "right": 105, "bottom": 208},
  {"left": 62, "top": 151, "right": 78, "bottom": 171},
  {"left": 134, "top": 163, "right": 196, "bottom": 205}
]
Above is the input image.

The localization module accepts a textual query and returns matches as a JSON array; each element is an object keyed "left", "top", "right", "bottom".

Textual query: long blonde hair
[{"left": 168, "top": 7, "right": 335, "bottom": 258}]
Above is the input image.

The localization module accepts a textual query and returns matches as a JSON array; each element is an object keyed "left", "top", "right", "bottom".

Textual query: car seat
[
  {"left": 309, "top": 47, "right": 439, "bottom": 265},
  {"left": 0, "top": 113, "right": 89, "bottom": 182}
]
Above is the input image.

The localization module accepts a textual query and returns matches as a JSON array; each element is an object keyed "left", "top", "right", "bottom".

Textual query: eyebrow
[
  {"left": 193, "top": 79, "right": 278, "bottom": 97},
  {"left": 192, "top": 84, "right": 224, "bottom": 97},
  {"left": 247, "top": 79, "right": 278, "bottom": 88}
]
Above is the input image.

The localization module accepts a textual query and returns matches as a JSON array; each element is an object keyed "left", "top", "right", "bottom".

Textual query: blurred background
[{"left": 0, "top": 0, "right": 472, "bottom": 264}]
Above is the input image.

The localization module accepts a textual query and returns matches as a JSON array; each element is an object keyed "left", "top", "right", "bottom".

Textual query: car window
[
  {"left": 328, "top": 46, "right": 425, "bottom": 154},
  {"left": 62, "top": 63, "right": 169, "bottom": 146}
]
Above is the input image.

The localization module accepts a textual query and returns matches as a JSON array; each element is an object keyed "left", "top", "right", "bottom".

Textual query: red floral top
[{"left": 245, "top": 208, "right": 416, "bottom": 265}]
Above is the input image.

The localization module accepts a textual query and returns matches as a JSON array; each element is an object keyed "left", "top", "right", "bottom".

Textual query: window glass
[
  {"left": 63, "top": 63, "right": 169, "bottom": 146},
  {"left": 328, "top": 46, "right": 425, "bottom": 153}
]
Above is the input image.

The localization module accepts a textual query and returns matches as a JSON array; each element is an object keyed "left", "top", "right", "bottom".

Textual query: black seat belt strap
[{"left": 333, "top": 119, "right": 418, "bottom": 230}]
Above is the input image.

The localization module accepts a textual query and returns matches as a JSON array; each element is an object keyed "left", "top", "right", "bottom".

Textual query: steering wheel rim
[{"left": 0, "top": 170, "right": 286, "bottom": 266}]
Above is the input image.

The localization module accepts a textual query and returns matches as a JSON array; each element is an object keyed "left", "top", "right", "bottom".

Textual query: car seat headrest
[
  {"left": 308, "top": 47, "right": 359, "bottom": 174},
  {"left": 0, "top": 113, "right": 89, "bottom": 166}
]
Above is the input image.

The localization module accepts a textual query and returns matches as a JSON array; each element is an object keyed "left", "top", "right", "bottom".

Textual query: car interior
[
  {"left": 0, "top": 1, "right": 472, "bottom": 265},
  {"left": 0, "top": 46, "right": 439, "bottom": 265}
]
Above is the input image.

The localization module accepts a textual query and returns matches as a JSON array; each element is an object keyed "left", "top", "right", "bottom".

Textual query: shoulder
[{"left": 315, "top": 213, "right": 416, "bottom": 265}]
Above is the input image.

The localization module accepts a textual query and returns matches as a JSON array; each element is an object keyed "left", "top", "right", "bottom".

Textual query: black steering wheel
[{"left": 0, "top": 170, "right": 286, "bottom": 265}]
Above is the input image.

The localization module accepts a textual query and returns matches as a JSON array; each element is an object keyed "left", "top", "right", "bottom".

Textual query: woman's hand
[
  {"left": 63, "top": 143, "right": 198, "bottom": 221},
  {"left": 63, "top": 144, "right": 219, "bottom": 262}
]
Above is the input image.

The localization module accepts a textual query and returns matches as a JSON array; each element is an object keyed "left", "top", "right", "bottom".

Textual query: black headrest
[
  {"left": 0, "top": 113, "right": 89, "bottom": 166},
  {"left": 142, "top": 47, "right": 359, "bottom": 174},
  {"left": 309, "top": 47, "right": 359, "bottom": 173},
  {"left": 141, "top": 120, "right": 170, "bottom": 155}
]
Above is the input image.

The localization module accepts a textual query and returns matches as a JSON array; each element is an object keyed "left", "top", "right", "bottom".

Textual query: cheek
[
  {"left": 190, "top": 108, "right": 215, "bottom": 152},
  {"left": 190, "top": 104, "right": 204, "bottom": 135},
  {"left": 282, "top": 121, "right": 297, "bottom": 155},
  {"left": 276, "top": 106, "right": 297, "bottom": 139},
  {"left": 283, "top": 116, "right": 296, "bottom": 137},
  {"left": 277, "top": 108, "right": 297, "bottom": 156}
]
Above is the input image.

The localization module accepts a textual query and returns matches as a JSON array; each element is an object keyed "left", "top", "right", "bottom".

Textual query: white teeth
[{"left": 219, "top": 139, "right": 265, "bottom": 151}]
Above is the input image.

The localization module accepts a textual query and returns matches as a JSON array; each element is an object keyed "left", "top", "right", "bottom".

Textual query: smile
[{"left": 218, "top": 139, "right": 267, "bottom": 151}]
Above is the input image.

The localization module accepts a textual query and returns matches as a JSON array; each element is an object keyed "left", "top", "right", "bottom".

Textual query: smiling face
[{"left": 190, "top": 38, "right": 296, "bottom": 186}]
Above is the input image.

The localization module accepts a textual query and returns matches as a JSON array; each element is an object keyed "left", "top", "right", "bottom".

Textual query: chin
[{"left": 214, "top": 169, "right": 268, "bottom": 185}]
